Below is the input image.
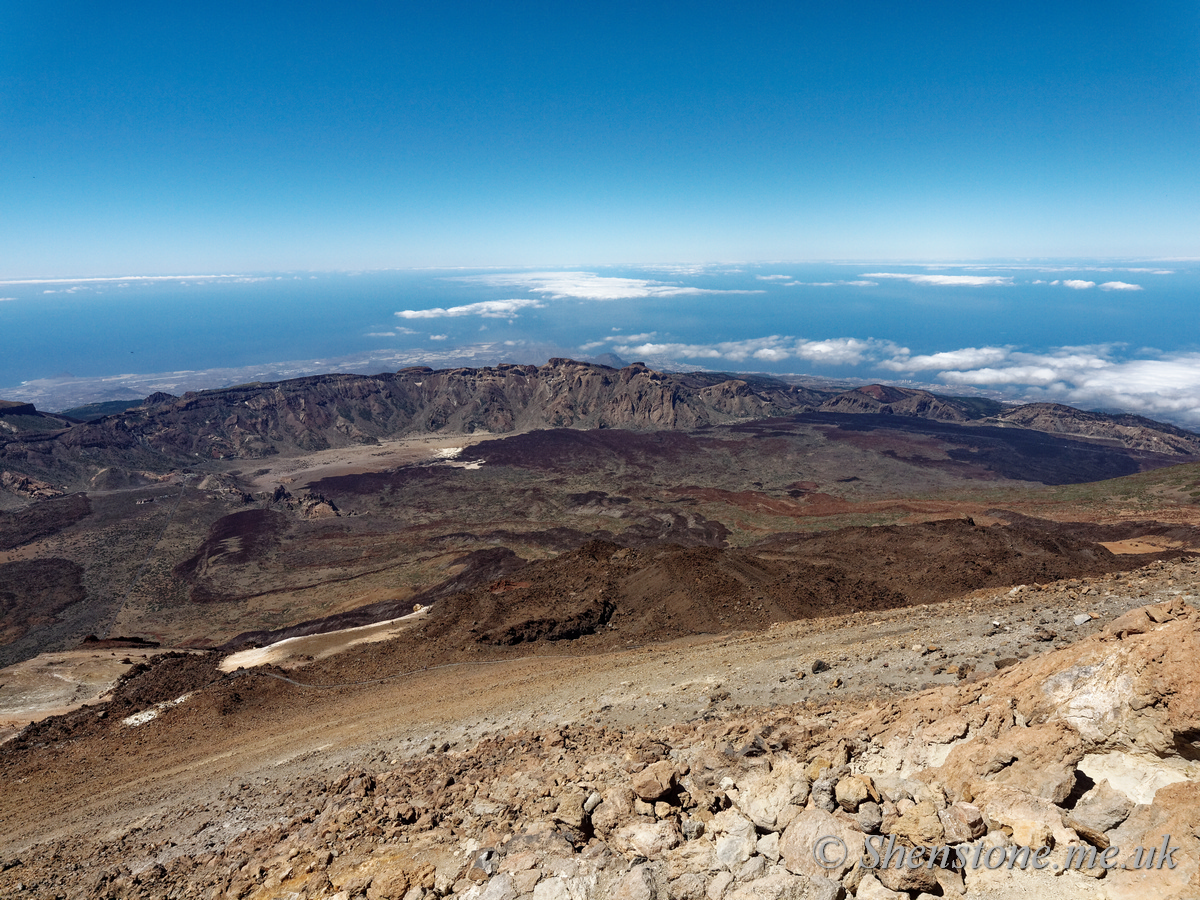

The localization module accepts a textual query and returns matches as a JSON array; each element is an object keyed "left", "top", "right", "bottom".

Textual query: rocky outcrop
[{"left": 0, "top": 470, "right": 63, "bottom": 499}]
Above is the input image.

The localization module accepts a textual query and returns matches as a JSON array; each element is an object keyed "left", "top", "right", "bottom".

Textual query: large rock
[
  {"left": 936, "top": 802, "right": 985, "bottom": 843},
  {"left": 1102, "top": 780, "right": 1200, "bottom": 900},
  {"left": 779, "top": 808, "right": 863, "bottom": 882},
  {"left": 612, "top": 820, "right": 682, "bottom": 859},
  {"left": 1066, "top": 779, "right": 1133, "bottom": 834},
  {"left": 632, "top": 761, "right": 678, "bottom": 802},
  {"left": 726, "top": 872, "right": 843, "bottom": 900},
  {"left": 711, "top": 809, "right": 758, "bottom": 868},
  {"left": 833, "top": 775, "right": 872, "bottom": 813},
  {"left": 886, "top": 800, "right": 943, "bottom": 845},
  {"left": 734, "top": 758, "right": 811, "bottom": 831}
]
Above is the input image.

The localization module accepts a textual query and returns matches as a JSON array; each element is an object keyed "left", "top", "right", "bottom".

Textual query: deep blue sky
[{"left": 2, "top": 1, "right": 1198, "bottom": 276}]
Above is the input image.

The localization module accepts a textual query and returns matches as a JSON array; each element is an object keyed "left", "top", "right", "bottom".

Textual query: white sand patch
[
  {"left": 122, "top": 693, "right": 191, "bottom": 727},
  {"left": 219, "top": 607, "right": 428, "bottom": 673}
]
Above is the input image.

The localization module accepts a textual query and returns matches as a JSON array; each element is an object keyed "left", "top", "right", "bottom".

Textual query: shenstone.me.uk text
[{"left": 810, "top": 833, "right": 1180, "bottom": 872}]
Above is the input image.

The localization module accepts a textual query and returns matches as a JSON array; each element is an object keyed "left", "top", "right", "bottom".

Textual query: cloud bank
[
  {"left": 587, "top": 331, "right": 1200, "bottom": 425},
  {"left": 611, "top": 336, "right": 902, "bottom": 366},
  {"left": 886, "top": 344, "right": 1200, "bottom": 425},
  {"left": 457, "top": 272, "right": 762, "bottom": 301},
  {"left": 862, "top": 273, "right": 1014, "bottom": 287},
  {"left": 396, "top": 299, "right": 544, "bottom": 319}
]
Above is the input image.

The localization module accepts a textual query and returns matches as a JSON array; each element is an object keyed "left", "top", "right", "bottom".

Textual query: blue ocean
[{"left": 1, "top": 262, "right": 1197, "bottom": 418}]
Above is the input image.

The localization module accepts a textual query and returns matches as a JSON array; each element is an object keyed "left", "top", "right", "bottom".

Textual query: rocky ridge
[
  {"left": 2, "top": 558, "right": 1198, "bottom": 900},
  {"left": 2, "top": 363, "right": 1198, "bottom": 484}
]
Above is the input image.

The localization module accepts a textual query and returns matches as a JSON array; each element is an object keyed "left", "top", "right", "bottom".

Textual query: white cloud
[
  {"left": 365, "top": 327, "right": 417, "bottom": 337},
  {"left": 611, "top": 335, "right": 901, "bottom": 366},
  {"left": 0, "top": 274, "right": 246, "bottom": 286},
  {"left": 578, "top": 341, "right": 607, "bottom": 352},
  {"left": 1062, "top": 280, "right": 1096, "bottom": 290},
  {"left": 756, "top": 275, "right": 791, "bottom": 281},
  {"left": 862, "top": 273, "right": 1014, "bottom": 287},
  {"left": 0, "top": 297, "right": 15, "bottom": 302},
  {"left": 429, "top": 334, "right": 448, "bottom": 341},
  {"left": 788, "top": 280, "right": 878, "bottom": 287},
  {"left": 457, "top": 271, "right": 762, "bottom": 301},
  {"left": 1098, "top": 281, "right": 1143, "bottom": 291},
  {"left": 396, "top": 298, "right": 544, "bottom": 319},
  {"left": 880, "top": 346, "right": 1013, "bottom": 372},
  {"left": 882, "top": 342, "right": 1200, "bottom": 425}
]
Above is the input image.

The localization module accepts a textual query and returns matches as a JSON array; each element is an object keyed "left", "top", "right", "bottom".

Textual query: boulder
[
  {"left": 779, "top": 808, "right": 863, "bottom": 881},
  {"left": 833, "top": 776, "right": 871, "bottom": 813},
  {"left": 936, "top": 802, "right": 985, "bottom": 843},
  {"left": 726, "top": 872, "right": 843, "bottom": 900},
  {"left": 734, "top": 759, "right": 811, "bottom": 831},
  {"left": 613, "top": 821, "right": 682, "bottom": 859},
  {"left": 632, "top": 761, "right": 678, "bottom": 802},
  {"left": 886, "top": 800, "right": 944, "bottom": 845},
  {"left": 1066, "top": 779, "right": 1133, "bottom": 835}
]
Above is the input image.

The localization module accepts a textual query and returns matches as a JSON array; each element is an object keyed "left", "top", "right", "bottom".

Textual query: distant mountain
[{"left": 1, "top": 361, "right": 1197, "bottom": 485}]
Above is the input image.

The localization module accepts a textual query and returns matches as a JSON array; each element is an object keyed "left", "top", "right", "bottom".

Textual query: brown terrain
[{"left": 1, "top": 361, "right": 1199, "bottom": 899}]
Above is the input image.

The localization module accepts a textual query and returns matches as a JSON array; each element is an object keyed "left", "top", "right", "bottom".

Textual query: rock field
[{"left": 2, "top": 557, "right": 1198, "bottom": 899}]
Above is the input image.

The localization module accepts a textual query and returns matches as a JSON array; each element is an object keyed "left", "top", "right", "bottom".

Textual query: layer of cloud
[
  {"left": 1098, "top": 281, "right": 1143, "bottom": 291},
  {"left": 457, "top": 272, "right": 762, "bottom": 301},
  {"left": 611, "top": 336, "right": 901, "bottom": 366},
  {"left": 885, "top": 344, "right": 1200, "bottom": 425},
  {"left": 396, "top": 299, "right": 544, "bottom": 319},
  {"left": 862, "top": 273, "right": 1014, "bottom": 287},
  {"left": 366, "top": 327, "right": 418, "bottom": 337},
  {"left": 788, "top": 280, "right": 878, "bottom": 287},
  {"left": 1062, "top": 280, "right": 1096, "bottom": 289}
]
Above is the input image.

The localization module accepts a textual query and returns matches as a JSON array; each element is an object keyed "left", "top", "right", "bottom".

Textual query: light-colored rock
[
  {"left": 854, "top": 873, "right": 904, "bottom": 900},
  {"left": 833, "top": 776, "right": 870, "bottom": 813},
  {"left": 669, "top": 872, "right": 707, "bottom": 900},
  {"left": 613, "top": 820, "right": 682, "bottom": 859},
  {"left": 1102, "top": 779, "right": 1200, "bottom": 900},
  {"left": 779, "top": 807, "right": 863, "bottom": 881},
  {"left": 757, "top": 832, "right": 781, "bottom": 862},
  {"left": 713, "top": 811, "right": 758, "bottom": 869},
  {"left": 613, "top": 865, "right": 657, "bottom": 900},
  {"left": 1077, "top": 750, "right": 1195, "bottom": 805},
  {"left": 887, "top": 799, "right": 944, "bottom": 845},
  {"left": 735, "top": 759, "right": 811, "bottom": 831},
  {"left": 533, "top": 878, "right": 571, "bottom": 900},
  {"left": 726, "top": 871, "right": 842, "bottom": 900},
  {"left": 1067, "top": 778, "right": 1133, "bottom": 833},
  {"left": 479, "top": 874, "right": 518, "bottom": 900},
  {"left": 736, "top": 855, "right": 767, "bottom": 883},
  {"left": 707, "top": 870, "right": 735, "bottom": 900}
]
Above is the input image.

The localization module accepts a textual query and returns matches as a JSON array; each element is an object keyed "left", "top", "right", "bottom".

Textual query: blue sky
[{"left": 2, "top": 1, "right": 1198, "bottom": 275}]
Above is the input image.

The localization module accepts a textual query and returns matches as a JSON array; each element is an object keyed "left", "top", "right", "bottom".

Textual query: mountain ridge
[{"left": 2, "top": 360, "right": 1198, "bottom": 487}]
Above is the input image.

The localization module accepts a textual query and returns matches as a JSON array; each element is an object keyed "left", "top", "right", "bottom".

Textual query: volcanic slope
[{"left": 2, "top": 558, "right": 1198, "bottom": 900}]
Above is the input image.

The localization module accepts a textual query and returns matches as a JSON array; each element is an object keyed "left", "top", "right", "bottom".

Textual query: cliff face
[
  {"left": 19, "top": 361, "right": 832, "bottom": 461},
  {"left": 993, "top": 403, "right": 1200, "bottom": 456},
  {"left": 2, "top": 364, "right": 1198, "bottom": 473}
]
